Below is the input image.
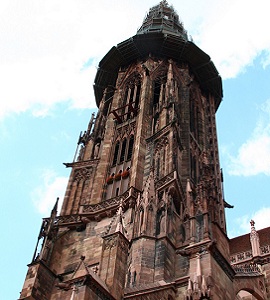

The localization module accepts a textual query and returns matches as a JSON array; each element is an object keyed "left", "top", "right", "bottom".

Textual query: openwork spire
[{"left": 137, "top": 1, "right": 188, "bottom": 39}]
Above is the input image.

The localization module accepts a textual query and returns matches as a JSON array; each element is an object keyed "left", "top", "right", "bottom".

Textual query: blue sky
[{"left": 1, "top": 0, "right": 270, "bottom": 299}]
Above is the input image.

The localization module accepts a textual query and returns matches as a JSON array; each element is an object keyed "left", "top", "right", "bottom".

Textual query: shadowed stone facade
[{"left": 20, "top": 1, "right": 270, "bottom": 299}]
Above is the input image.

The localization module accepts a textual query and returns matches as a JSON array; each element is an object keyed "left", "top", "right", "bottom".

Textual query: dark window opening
[
  {"left": 133, "top": 271, "right": 137, "bottom": 287},
  {"left": 123, "top": 87, "right": 129, "bottom": 106},
  {"left": 135, "top": 83, "right": 141, "bottom": 109},
  {"left": 127, "top": 135, "right": 134, "bottom": 161},
  {"left": 156, "top": 157, "right": 160, "bottom": 179},
  {"left": 112, "top": 141, "right": 120, "bottom": 165},
  {"left": 122, "top": 88, "right": 129, "bottom": 117},
  {"left": 120, "top": 139, "right": 127, "bottom": 163},
  {"left": 129, "top": 86, "right": 135, "bottom": 104},
  {"left": 127, "top": 270, "right": 131, "bottom": 287},
  {"left": 153, "top": 81, "right": 161, "bottom": 107}
]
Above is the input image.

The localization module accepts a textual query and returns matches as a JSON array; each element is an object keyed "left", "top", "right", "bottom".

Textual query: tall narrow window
[
  {"left": 127, "top": 86, "right": 134, "bottom": 120},
  {"left": 135, "top": 83, "right": 141, "bottom": 109},
  {"left": 122, "top": 88, "right": 129, "bottom": 119},
  {"left": 127, "top": 135, "right": 134, "bottom": 161},
  {"left": 129, "top": 86, "right": 135, "bottom": 104},
  {"left": 133, "top": 271, "right": 137, "bottom": 287},
  {"left": 156, "top": 155, "right": 160, "bottom": 179},
  {"left": 112, "top": 141, "right": 120, "bottom": 165},
  {"left": 120, "top": 138, "right": 127, "bottom": 163},
  {"left": 123, "top": 87, "right": 129, "bottom": 106},
  {"left": 153, "top": 81, "right": 161, "bottom": 107}
]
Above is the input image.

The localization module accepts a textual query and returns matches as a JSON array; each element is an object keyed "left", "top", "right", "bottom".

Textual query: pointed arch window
[
  {"left": 153, "top": 74, "right": 166, "bottom": 111},
  {"left": 153, "top": 80, "right": 161, "bottom": 107},
  {"left": 127, "top": 135, "right": 134, "bottom": 161},
  {"left": 111, "top": 135, "right": 134, "bottom": 166},
  {"left": 112, "top": 73, "right": 141, "bottom": 123},
  {"left": 122, "top": 88, "right": 129, "bottom": 116},
  {"left": 112, "top": 141, "right": 120, "bottom": 165},
  {"left": 135, "top": 83, "right": 141, "bottom": 109},
  {"left": 120, "top": 138, "right": 127, "bottom": 163}
]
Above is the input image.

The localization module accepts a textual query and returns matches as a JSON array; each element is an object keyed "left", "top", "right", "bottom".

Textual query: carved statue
[
  {"left": 94, "top": 142, "right": 100, "bottom": 158},
  {"left": 160, "top": 210, "right": 166, "bottom": 233}
]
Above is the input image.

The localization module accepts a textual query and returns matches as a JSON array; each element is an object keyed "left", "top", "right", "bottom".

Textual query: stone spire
[
  {"left": 105, "top": 198, "right": 128, "bottom": 238},
  {"left": 250, "top": 219, "right": 261, "bottom": 258},
  {"left": 137, "top": 1, "right": 188, "bottom": 39}
]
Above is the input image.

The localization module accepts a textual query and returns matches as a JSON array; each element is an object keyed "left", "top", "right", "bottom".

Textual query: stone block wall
[{"left": 19, "top": 262, "right": 55, "bottom": 300}]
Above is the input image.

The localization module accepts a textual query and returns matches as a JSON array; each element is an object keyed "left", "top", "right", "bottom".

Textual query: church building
[{"left": 19, "top": 2, "right": 270, "bottom": 299}]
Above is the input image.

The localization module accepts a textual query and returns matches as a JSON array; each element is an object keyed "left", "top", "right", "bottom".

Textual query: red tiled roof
[{"left": 229, "top": 227, "right": 270, "bottom": 255}]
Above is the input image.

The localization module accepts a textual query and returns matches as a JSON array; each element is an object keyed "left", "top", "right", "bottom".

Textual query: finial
[
  {"left": 160, "top": 0, "right": 169, "bottom": 6},
  {"left": 50, "top": 197, "right": 59, "bottom": 217},
  {"left": 250, "top": 219, "right": 261, "bottom": 257}
]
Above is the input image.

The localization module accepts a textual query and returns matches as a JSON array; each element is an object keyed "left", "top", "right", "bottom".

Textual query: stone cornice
[
  {"left": 124, "top": 280, "right": 177, "bottom": 298},
  {"left": 81, "top": 186, "right": 140, "bottom": 216},
  {"left": 63, "top": 158, "right": 99, "bottom": 169}
]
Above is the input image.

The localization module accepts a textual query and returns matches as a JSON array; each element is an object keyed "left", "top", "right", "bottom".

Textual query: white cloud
[
  {"left": 195, "top": 0, "right": 270, "bottom": 78},
  {"left": 31, "top": 168, "right": 68, "bottom": 215},
  {"left": 234, "top": 207, "right": 270, "bottom": 235},
  {"left": 228, "top": 101, "right": 270, "bottom": 176},
  {"left": 1, "top": 0, "right": 270, "bottom": 119},
  {"left": 0, "top": 0, "right": 143, "bottom": 119}
]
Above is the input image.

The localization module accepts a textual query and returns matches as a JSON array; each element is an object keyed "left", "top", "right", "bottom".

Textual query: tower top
[
  {"left": 137, "top": 1, "right": 188, "bottom": 40},
  {"left": 94, "top": 2, "right": 223, "bottom": 110}
]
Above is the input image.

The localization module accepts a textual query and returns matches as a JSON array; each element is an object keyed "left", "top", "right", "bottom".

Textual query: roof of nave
[{"left": 230, "top": 226, "right": 270, "bottom": 255}]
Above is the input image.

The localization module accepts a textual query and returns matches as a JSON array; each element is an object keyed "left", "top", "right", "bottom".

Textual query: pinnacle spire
[
  {"left": 51, "top": 197, "right": 59, "bottom": 216},
  {"left": 105, "top": 199, "right": 128, "bottom": 237},
  {"left": 250, "top": 219, "right": 261, "bottom": 257}
]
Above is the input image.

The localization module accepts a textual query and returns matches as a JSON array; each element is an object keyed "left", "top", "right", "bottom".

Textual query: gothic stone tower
[{"left": 20, "top": 2, "right": 246, "bottom": 300}]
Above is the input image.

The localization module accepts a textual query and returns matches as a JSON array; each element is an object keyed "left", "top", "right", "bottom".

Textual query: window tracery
[
  {"left": 112, "top": 72, "right": 142, "bottom": 124},
  {"left": 153, "top": 137, "right": 169, "bottom": 180},
  {"left": 106, "top": 133, "right": 134, "bottom": 199},
  {"left": 152, "top": 74, "right": 167, "bottom": 113}
]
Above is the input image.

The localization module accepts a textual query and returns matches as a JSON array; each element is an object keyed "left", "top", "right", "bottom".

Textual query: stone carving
[
  {"left": 93, "top": 142, "right": 100, "bottom": 159},
  {"left": 74, "top": 167, "right": 93, "bottom": 182},
  {"left": 155, "top": 171, "right": 175, "bottom": 190},
  {"left": 104, "top": 235, "right": 118, "bottom": 249}
]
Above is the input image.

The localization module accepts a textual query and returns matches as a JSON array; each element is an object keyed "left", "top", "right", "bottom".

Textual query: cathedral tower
[{"left": 20, "top": 2, "right": 244, "bottom": 299}]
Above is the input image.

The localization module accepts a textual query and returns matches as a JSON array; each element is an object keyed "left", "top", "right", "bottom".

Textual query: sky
[{"left": 1, "top": 0, "right": 270, "bottom": 298}]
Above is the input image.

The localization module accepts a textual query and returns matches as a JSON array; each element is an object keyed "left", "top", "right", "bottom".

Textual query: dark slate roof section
[
  {"left": 93, "top": 32, "right": 223, "bottom": 110},
  {"left": 230, "top": 227, "right": 270, "bottom": 255}
]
